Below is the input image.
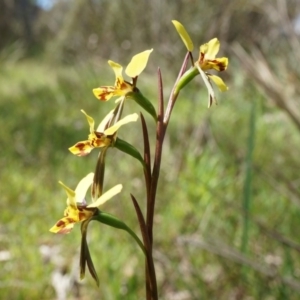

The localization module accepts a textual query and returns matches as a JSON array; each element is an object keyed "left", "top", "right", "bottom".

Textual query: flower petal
[
  {"left": 75, "top": 173, "right": 94, "bottom": 203},
  {"left": 196, "top": 65, "right": 217, "bottom": 107},
  {"left": 200, "top": 38, "right": 220, "bottom": 60},
  {"left": 172, "top": 20, "right": 194, "bottom": 51},
  {"left": 108, "top": 60, "right": 133, "bottom": 92},
  {"left": 50, "top": 218, "right": 75, "bottom": 234},
  {"left": 81, "top": 110, "right": 94, "bottom": 133},
  {"left": 93, "top": 60, "right": 133, "bottom": 101},
  {"left": 203, "top": 57, "right": 228, "bottom": 72},
  {"left": 87, "top": 184, "right": 123, "bottom": 208},
  {"left": 59, "top": 181, "right": 77, "bottom": 207},
  {"left": 92, "top": 136, "right": 111, "bottom": 148},
  {"left": 69, "top": 141, "right": 94, "bottom": 156},
  {"left": 104, "top": 113, "right": 138, "bottom": 136},
  {"left": 108, "top": 60, "right": 123, "bottom": 79},
  {"left": 125, "top": 49, "right": 153, "bottom": 78},
  {"left": 208, "top": 74, "right": 228, "bottom": 92},
  {"left": 214, "top": 57, "right": 228, "bottom": 71},
  {"left": 96, "top": 110, "right": 114, "bottom": 132},
  {"left": 93, "top": 86, "right": 117, "bottom": 101}
]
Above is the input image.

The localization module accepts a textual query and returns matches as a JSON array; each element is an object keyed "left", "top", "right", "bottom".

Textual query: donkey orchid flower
[
  {"left": 172, "top": 20, "right": 229, "bottom": 107},
  {"left": 69, "top": 109, "right": 138, "bottom": 156},
  {"left": 195, "top": 38, "right": 228, "bottom": 106},
  {"left": 93, "top": 49, "right": 153, "bottom": 101},
  {"left": 49, "top": 173, "right": 123, "bottom": 234}
]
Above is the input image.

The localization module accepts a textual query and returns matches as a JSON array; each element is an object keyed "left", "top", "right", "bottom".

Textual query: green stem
[
  {"left": 163, "top": 51, "right": 190, "bottom": 125},
  {"left": 173, "top": 65, "right": 199, "bottom": 96}
]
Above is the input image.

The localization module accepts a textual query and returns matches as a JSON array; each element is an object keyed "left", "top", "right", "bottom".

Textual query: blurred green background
[{"left": 1, "top": 0, "right": 300, "bottom": 299}]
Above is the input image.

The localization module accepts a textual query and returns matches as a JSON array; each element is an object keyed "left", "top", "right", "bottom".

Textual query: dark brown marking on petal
[
  {"left": 121, "top": 81, "right": 130, "bottom": 90},
  {"left": 94, "top": 132, "right": 105, "bottom": 138},
  {"left": 211, "top": 59, "right": 226, "bottom": 71},
  {"left": 74, "top": 142, "right": 93, "bottom": 156},
  {"left": 56, "top": 220, "right": 66, "bottom": 227},
  {"left": 76, "top": 142, "right": 87, "bottom": 151},
  {"left": 91, "top": 137, "right": 104, "bottom": 148},
  {"left": 77, "top": 206, "right": 86, "bottom": 211},
  {"left": 115, "top": 78, "right": 122, "bottom": 89},
  {"left": 98, "top": 87, "right": 111, "bottom": 101},
  {"left": 199, "top": 52, "right": 205, "bottom": 65}
]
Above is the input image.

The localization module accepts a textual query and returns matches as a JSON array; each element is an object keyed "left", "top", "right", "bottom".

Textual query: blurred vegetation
[{"left": 1, "top": 0, "right": 300, "bottom": 299}]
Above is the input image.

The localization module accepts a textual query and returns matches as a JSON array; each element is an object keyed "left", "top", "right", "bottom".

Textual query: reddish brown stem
[
  {"left": 147, "top": 68, "right": 164, "bottom": 245},
  {"left": 130, "top": 194, "right": 158, "bottom": 300},
  {"left": 141, "top": 113, "right": 152, "bottom": 202}
]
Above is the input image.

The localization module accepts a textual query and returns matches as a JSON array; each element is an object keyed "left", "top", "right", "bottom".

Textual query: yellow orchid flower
[
  {"left": 198, "top": 38, "right": 228, "bottom": 72},
  {"left": 49, "top": 173, "right": 123, "bottom": 234},
  {"left": 172, "top": 20, "right": 229, "bottom": 107},
  {"left": 196, "top": 38, "right": 228, "bottom": 106},
  {"left": 93, "top": 49, "right": 153, "bottom": 101},
  {"left": 195, "top": 38, "right": 228, "bottom": 106},
  {"left": 69, "top": 109, "right": 139, "bottom": 156}
]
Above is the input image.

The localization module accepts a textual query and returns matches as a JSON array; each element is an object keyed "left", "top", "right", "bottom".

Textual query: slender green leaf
[
  {"left": 126, "top": 90, "right": 157, "bottom": 122},
  {"left": 114, "top": 137, "right": 145, "bottom": 167}
]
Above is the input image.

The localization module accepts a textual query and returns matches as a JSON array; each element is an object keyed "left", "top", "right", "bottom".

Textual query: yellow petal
[
  {"left": 75, "top": 173, "right": 94, "bottom": 203},
  {"left": 208, "top": 74, "right": 228, "bottom": 92},
  {"left": 69, "top": 141, "right": 94, "bottom": 156},
  {"left": 66, "top": 205, "right": 93, "bottom": 222},
  {"left": 200, "top": 43, "right": 209, "bottom": 56},
  {"left": 88, "top": 184, "right": 123, "bottom": 208},
  {"left": 125, "top": 49, "right": 153, "bottom": 78},
  {"left": 104, "top": 113, "right": 138, "bottom": 136},
  {"left": 108, "top": 60, "right": 123, "bottom": 79},
  {"left": 96, "top": 110, "right": 114, "bottom": 132},
  {"left": 50, "top": 219, "right": 75, "bottom": 234},
  {"left": 93, "top": 136, "right": 111, "bottom": 148},
  {"left": 202, "top": 57, "right": 228, "bottom": 72},
  {"left": 200, "top": 38, "right": 220, "bottom": 60},
  {"left": 59, "top": 181, "right": 77, "bottom": 207},
  {"left": 93, "top": 61, "right": 132, "bottom": 100},
  {"left": 93, "top": 87, "right": 117, "bottom": 101},
  {"left": 172, "top": 20, "right": 194, "bottom": 52},
  {"left": 214, "top": 57, "right": 228, "bottom": 71},
  {"left": 81, "top": 110, "right": 94, "bottom": 133}
]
